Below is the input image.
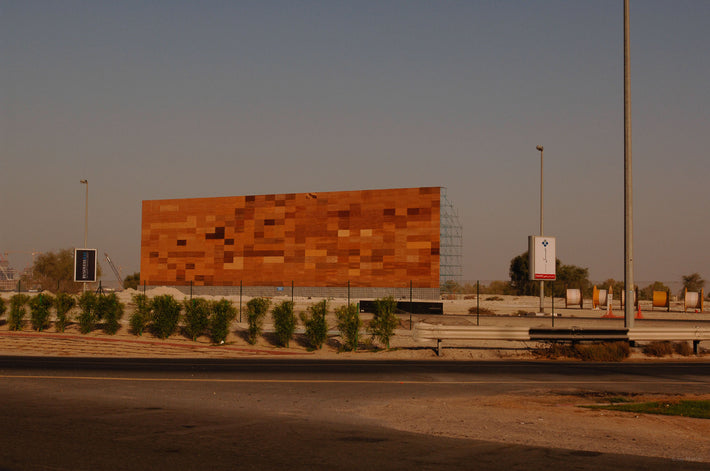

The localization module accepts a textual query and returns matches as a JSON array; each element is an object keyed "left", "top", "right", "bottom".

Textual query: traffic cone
[
  {"left": 635, "top": 303, "right": 644, "bottom": 319},
  {"left": 602, "top": 302, "right": 615, "bottom": 318}
]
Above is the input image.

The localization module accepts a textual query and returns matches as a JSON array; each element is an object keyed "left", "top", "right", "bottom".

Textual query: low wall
[{"left": 145, "top": 285, "right": 440, "bottom": 300}]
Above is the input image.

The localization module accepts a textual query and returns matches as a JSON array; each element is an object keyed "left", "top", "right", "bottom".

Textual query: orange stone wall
[{"left": 140, "top": 187, "right": 440, "bottom": 288}]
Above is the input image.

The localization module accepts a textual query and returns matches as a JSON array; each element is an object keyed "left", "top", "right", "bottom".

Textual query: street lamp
[
  {"left": 623, "top": 0, "right": 634, "bottom": 327},
  {"left": 535, "top": 145, "right": 544, "bottom": 313},
  {"left": 80, "top": 180, "right": 88, "bottom": 248},
  {"left": 80, "top": 179, "right": 88, "bottom": 293}
]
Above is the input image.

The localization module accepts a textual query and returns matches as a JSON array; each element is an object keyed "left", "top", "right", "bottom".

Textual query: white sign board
[{"left": 528, "top": 236, "right": 556, "bottom": 280}]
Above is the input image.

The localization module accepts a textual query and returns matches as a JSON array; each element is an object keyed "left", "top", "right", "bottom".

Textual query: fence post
[
  {"left": 409, "top": 280, "right": 413, "bottom": 330},
  {"left": 239, "top": 280, "right": 243, "bottom": 323},
  {"left": 476, "top": 280, "right": 480, "bottom": 326},
  {"left": 291, "top": 280, "right": 294, "bottom": 304},
  {"left": 551, "top": 282, "right": 555, "bottom": 327}
]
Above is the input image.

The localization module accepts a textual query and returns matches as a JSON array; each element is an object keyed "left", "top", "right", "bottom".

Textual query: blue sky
[{"left": 1, "top": 1, "right": 708, "bottom": 285}]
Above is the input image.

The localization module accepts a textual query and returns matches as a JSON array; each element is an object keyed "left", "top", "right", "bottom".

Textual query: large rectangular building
[{"left": 140, "top": 187, "right": 460, "bottom": 298}]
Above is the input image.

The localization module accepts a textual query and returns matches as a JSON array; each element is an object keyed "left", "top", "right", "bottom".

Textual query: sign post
[{"left": 529, "top": 236, "right": 556, "bottom": 313}]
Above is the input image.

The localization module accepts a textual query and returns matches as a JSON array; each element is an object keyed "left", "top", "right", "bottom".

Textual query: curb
[{"left": 0, "top": 331, "right": 313, "bottom": 356}]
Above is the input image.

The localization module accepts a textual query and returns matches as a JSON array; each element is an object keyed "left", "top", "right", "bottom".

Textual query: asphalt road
[{"left": 2, "top": 357, "right": 709, "bottom": 470}]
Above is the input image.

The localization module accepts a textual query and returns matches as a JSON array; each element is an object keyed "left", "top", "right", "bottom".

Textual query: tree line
[
  {"left": 17, "top": 248, "right": 708, "bottom": 301},
  {"left": 444, "top": 252, "right": 705, "bottom": 300}
]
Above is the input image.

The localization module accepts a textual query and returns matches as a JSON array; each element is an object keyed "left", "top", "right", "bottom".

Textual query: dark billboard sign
[
  {"left": 358, "top": 300, "right": 444, "bottom": 315},
  {"left": 74, "top": 248, "right": 97, "bottom": 282}
]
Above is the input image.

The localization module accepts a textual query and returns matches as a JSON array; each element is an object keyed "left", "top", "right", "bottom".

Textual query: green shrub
[
  {"left": 9, "top": 294, "right": 30, "bottom": 331},
  {"left": 272, "top": 300, "right": 297, "bottom": 347},
  {"left": 29, "top": 294, "right": 54, "bottom": 332},
  {"left": 246, "top": 297, "right": 271, "bottom": 345},
  {"left": 336, "top": 303, "right": 361, "bottom": 351},
  {"left": 183, "top": 298, "right": 210, "bottom": 341},
  {"left": 643, "top": 341, "right": 674, "bottom": 357},
  {"left": 78, "top": 291, "right": 98, "bottom": 334},
  {"left": 129, "top": 294, "right": 151, "bottom": 336},
  {"left": 0, "top": 296, "right": 6, "bottom": 319},
  {"left": 300, "top": 300, "right": 328, "bottom": 350},
  {"left": 123, "top": 272, "right": 140, "bottom": 290},
  {"left": 54, "top": 293, "right": 75, "bottom": 332},
  {"left": 96, "top": 293, "right": 124, "bottom": 335},
  {"left": 368, "top": 296, "right": 399, "bottom": 349},
  {"left": 150, "top": 295, "right": 181, "bottom": 339},
  {"left": 210, "top": 299, "right": 237, "bottom": 344}
]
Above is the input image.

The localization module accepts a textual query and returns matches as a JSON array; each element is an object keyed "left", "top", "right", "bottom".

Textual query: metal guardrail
[
  {"left": 413, "top": 323, "right": 530, "bottom": 356},
  {"left": 529, "top": 328, "right": 628, "bottom": 341},
  {"left": 628, "top": 326, "right": 710, "bottom": 342},
  {"left": 413, "top": 322, "right": 709, "bottom": 356},
  {"left": 414, "top": 323, "right": 531, "bottom": 341}
]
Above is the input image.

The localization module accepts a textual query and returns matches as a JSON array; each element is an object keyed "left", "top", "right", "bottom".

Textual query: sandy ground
[
  {"left": 1, "top": 290, "right": 709, "bottom": 463},
  {"left": 353, "top": 391, "right": 710, "bottom": 463}
]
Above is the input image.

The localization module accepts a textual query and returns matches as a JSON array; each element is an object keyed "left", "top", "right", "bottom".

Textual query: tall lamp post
[
  {"left": 80, "top": 179, "right": 88, "bottom": 292},
  {"left": 80, "top": 180, "right": 88, "bottom": 248},
  {"left": 623, "top": 0, "right": 634, "bottom": 327},
  {"left": 536, "top": 145, "right": 544, "bottom": 313}
]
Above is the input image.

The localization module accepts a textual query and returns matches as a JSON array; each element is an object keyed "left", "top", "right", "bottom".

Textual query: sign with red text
[{"left": 528, "top": 236, "right": 556, "bottom": 280}]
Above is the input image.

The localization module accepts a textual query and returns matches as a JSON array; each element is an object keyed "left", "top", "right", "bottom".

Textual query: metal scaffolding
[
  {"left": 440, "top": 188, "right": 463, "bottom": 287},
  {"left": 0, "top": 255, "right": 19, "bottom": 290}
]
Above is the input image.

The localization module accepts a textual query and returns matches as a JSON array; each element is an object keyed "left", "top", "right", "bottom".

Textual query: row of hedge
[
  {"left": 0, "top": 294, "right": 401, "bottom": 350},
  {"left": 0, "top": 292, "right": 124, "bottom": 335}
]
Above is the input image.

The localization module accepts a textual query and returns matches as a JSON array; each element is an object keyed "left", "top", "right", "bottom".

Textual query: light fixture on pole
[{"left": 535, "top": 145, "right": 544, "bottom": 313}]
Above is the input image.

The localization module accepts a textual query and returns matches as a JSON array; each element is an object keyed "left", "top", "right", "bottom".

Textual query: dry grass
[
  {"left": 467, "top": 306, "right": 496, "bottom": 315},
  {"left": 535, "top": 341, "right": 630, "bottom": 362},
  {"left": 642, "top": 341, "right": 695, "bottom": 357},
  {"left": 673, "top": 341, "right": 693, "bottom": 356},
  {"left": 643, "top": 341, "right": 674, "bottom": 357}
]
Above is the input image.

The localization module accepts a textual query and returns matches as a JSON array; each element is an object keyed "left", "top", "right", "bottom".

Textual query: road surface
[{"left": 1, "top": 357, "right": 709, "bottom": 470}]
